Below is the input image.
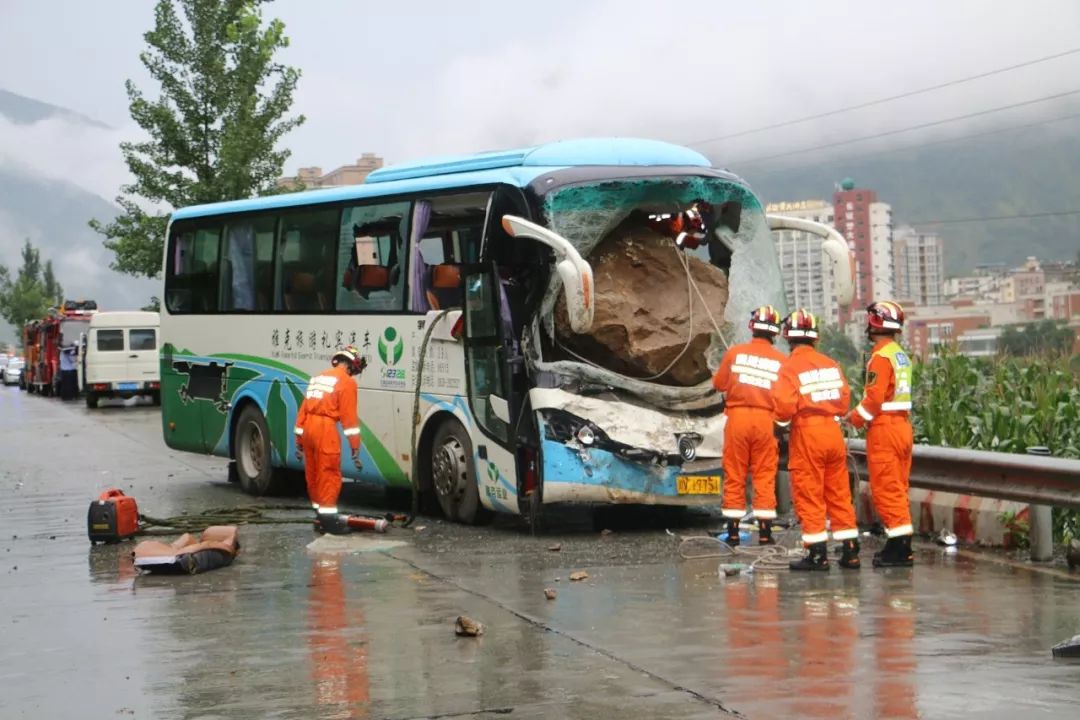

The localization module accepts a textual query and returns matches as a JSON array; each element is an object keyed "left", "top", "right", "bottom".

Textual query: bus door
[{"left": 461, "top": 262, "right": 515, "bottom": 448}]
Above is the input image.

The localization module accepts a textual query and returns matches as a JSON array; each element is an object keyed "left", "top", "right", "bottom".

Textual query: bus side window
[
  {"left": 220, "top": 216, "right": 276, "bottom": 312},
  {"left": 337, "top": 201, "right": 410, "bottom": 312},
  {"left": 166, "top": 226, "right": 221, "bottom": 314},
  {"left": 278, "top": 209, "right": 338, "bottom": 312}
]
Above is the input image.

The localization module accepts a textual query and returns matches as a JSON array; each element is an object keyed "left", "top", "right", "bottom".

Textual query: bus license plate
[
  {"left": 677, "top": 476, "right": 720, "bottom": 495},
  {"left": 118, "top": 382, "right": 138, "bottom": 391}
]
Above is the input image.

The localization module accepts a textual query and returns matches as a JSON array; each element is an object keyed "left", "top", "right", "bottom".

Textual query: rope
[
  {"left": 138, "top": 504, "right": 316, "bottom": 535},
  {"left": 677, "top": 527, "right": 806, "bottom": 572},
  {"left": 409, "top": 309, "right": 452, "bottom": 514}
]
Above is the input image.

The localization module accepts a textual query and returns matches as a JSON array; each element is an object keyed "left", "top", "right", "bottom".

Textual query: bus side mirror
[
  {"left": 500, "top": 215, "right": 594, "bottom": 333},
  {"left": 766, "top": 214, "right": 855, "bottom": 307}
]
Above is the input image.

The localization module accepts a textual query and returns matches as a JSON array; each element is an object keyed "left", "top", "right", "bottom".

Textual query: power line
[
  {"left": 909, "top": 210, "right": 1080, "bottom": 226},
  {"left": 687, "top": 46, "right": 1080, "bottom": 147},
  {"left": 748, "top": 109, "right": 1080, "bottom": 177},
  {"left": 730, "top": 88, "right": 1080, "bottom": 166}
]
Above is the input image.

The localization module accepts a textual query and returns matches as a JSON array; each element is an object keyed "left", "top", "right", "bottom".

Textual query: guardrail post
[{"left": 1027, "top": 447, "right": 1054, "bottom": 562}]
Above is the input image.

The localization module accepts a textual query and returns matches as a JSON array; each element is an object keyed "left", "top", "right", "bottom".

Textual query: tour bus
[{"left": 160, "top": 138, "right": 852, "bottom": 524}]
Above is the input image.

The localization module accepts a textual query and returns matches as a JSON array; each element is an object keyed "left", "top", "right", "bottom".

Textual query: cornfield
[{"left": 908, "top": 349, "right": 1080, "bottom": 542}]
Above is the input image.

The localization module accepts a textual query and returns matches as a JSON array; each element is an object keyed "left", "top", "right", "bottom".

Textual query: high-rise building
[
  {"left": 832, "top": 179, "right": 893, "bottom": 321},
  {"left": 277, "top": 153, "right": 385, "bottom": 189},
  {"left": 894, "top": 225, "right": 945, "bottom": 307},
  {"left": 765, "top": 200, "right": 840, "bottom": 324}
]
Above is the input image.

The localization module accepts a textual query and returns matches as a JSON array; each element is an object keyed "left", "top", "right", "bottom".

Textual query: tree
[
  {"left": 0, "top": 240, "right": 64, "bottom": 333},
  {"left": 90, "top": 0, "right": 304, "bottom": 279},
  {"left": 818, "top": 324, "right": 860, "bottom": 367},
  {"left": 1000, "top": 320, "right": 1074, "bottom": 357}
]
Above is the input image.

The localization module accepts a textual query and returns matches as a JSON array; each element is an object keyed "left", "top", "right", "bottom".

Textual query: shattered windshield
[{"left": 539, "top": 177, "right": 787, "bottom": 386}]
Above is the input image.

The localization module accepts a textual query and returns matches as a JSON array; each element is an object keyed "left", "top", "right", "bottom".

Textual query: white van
[{"left": 84, "top": 311, "right": 161, "bottom": 408}]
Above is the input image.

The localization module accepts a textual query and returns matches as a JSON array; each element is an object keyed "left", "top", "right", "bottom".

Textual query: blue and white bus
[{"left": 160, "top": 138, "right": 852, "bottom": 523}]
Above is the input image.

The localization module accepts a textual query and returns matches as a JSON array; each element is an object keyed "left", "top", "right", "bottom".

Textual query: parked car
[
  {"left": 2, "top": 357, "right": 24, "bottom": 386},
  {"left": 83, "top": 311, "right": 160, "bottom": 408}
]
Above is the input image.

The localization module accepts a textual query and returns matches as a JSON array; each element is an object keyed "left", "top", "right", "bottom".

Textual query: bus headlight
[{"left": 576, "top": 425, "right": 596, "bottom": 446}]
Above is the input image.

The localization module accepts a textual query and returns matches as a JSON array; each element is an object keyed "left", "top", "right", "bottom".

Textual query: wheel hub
[
  {"left": 241, "top": 422, "right": 264, "bottom": 477},
  {"left": 433, "top": 438, "right": 466, "bottom": 499}
]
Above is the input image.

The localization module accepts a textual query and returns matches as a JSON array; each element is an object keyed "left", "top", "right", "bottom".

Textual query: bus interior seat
[
  {"left": 426, "top": 264, "right": 462, "bottom": 310},
  {"left": 284, "top": 271, "right": 326, "bottom": 311}
]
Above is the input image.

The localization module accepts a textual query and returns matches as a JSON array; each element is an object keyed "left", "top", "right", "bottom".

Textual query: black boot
[
  {"left": 758, "top": 519, "right": 775, "bottom": 546},
  {"left": 790, "top": 541, "right": 829, "bottom": 571},
  {"left": 318, "top": 512, "right": 351, "bottom": 536},
  {"left": 873, "top": 535, "right": 914, "bottom": 567},
  {"left": 723, "top": 519, "right": 740, "bottom": 547},
  {"left": 839, "top": 539, "right": 861, "bottom": 569}
]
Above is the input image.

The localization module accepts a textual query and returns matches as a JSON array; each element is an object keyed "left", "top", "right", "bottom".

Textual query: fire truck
[{"left": 22, "top": 300, "right": 98, "bottom": 396}]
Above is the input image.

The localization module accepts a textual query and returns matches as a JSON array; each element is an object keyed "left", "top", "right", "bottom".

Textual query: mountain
[
  {"left": 0, "top": 88, "right": 110, "bottom": 129},
  {"left": 732, "top": 121, "right": 1080, "bottom": 275},
  {"left": 0, "top": 89, "right": 157, "bottom": 344}
]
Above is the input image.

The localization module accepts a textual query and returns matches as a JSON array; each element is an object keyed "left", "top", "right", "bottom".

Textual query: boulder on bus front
[{"left": 554, "top": 219, "right": 729, "bottom": 386}]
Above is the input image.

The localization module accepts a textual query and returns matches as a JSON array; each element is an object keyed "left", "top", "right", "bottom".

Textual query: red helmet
[
  {"left": 748, "top": 305, "right": 782, "bottom": 336},
  {"left": 332, "top": 344, "right": 367, "bottom": 375},
  {"left": 782, "top": 308, "right": 820, "bottom": 341},
  {"left": 866, "top": 301, "right": 905, "bottom": 334}
]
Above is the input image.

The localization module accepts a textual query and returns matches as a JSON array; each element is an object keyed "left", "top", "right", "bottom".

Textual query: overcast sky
[{"left": 2, "top": 0, "right": 1080, "bottom": 200}]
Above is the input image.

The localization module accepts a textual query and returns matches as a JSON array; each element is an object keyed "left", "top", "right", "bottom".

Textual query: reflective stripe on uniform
[
  {"left": 343, "top": 427, "right": 361, "bottom": 437},
  {"left": 753, "top": 509, "right": 777, "bottom": 520},
  {"left": 294, "top": 427, "right": 304, "bottom": 435},
  {"left": 721, "top": 508, "right": 745, "bottom": 519},
  {"left": 881, "top": 400, "right": 912, "bottom": 411},
  {"left": 802, "top": 531, "right": 829, "bottom": 544},
  {"left": 731, "top": 364, "right": 778, "bottom": 382},
  {"left": 317, "top": 506, "right": 339, "bottom": 515},
  {"left": 886, "top": 523, "right": 914, "bottom": 537},
  {"left": 832, "top": 528, "right": 859, "bottom": 541},
  {"left": 856, "top": 404, "right": 874, "bottom": 421}
]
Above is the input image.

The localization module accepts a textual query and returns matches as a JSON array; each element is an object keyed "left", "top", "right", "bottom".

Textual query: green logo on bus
[{"left": 378, "top": 326, "right": 404, "bottom": 366}]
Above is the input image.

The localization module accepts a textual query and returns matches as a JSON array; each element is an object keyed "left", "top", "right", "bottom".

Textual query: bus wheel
[
  {"left": 233, "top": 405, "right": 285, "bottom": 496},
  {"left": 431, "top": 420, "right": 489, "bottom": 525},
  {"left": 85, "top": 392, "right": 98, "bottom": 409}
]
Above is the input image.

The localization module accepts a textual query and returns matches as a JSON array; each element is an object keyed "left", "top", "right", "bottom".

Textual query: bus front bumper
[{"left": 540, "top": 439, "right": 722, "bottom": 507}]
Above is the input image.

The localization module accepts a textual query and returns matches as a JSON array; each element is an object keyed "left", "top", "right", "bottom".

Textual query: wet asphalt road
[{"left": 3, "top": 387, "right": 1080, "bottom": 719}]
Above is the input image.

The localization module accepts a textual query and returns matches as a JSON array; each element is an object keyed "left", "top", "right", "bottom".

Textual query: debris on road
[
  {"left": 569, "top": 571, "right": 589, "bottom": 582},
  {"left": 455, "top": 615, "right": 484, "bottom": 637},
  {"left": 936, "top": 528, "right": 958, "bottom": 546},
  {"left": 134, "top": 525, "right": 239, "bottom": 574},
  {"left": 600, "top": 529, "right": 614, "bottom": 537},
  {"left": 1052, "top": 634, "right": 1080, "bottom": 658},
  {"left": 547, "top": 543, "right": 562, "bottom": 552},
  {"left": 544, "top": 588, "right": 557, "bottom": 600}
]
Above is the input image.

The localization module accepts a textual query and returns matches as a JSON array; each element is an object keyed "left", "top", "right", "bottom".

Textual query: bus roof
[{"left": 171, "top": 138, "right": 718, "bottom": 221}]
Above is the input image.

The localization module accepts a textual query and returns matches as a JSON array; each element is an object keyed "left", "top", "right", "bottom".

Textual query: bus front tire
[
  {"left": 430, "top": 420, "right": 490, "bottom": 525},
  {"left": 233, "top": 405, "right": 286, "bottom": 496}
]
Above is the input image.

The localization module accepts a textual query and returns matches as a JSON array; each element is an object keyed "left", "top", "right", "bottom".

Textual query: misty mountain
[
  {"left": 0, "top": 89, "right": 157, "bottom": 344},
  {"left": 738, "top": 122, "right": 1080, "bottom": 275}
]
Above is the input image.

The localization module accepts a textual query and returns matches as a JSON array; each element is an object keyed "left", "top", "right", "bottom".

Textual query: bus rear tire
[
  {"left": 233, "top": 405, "right": 286, "bottom": 496},
  {"left": 430, "top": 420, "right": 490, "bottom": 525}
]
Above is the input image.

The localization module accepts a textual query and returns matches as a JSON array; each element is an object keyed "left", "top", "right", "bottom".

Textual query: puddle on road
[{"left": 305, "top": 534, "right": 408, "bottom": 554}]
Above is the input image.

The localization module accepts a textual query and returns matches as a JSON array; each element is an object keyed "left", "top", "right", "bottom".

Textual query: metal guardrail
[{"left": 847, "top": 439, "right": 1080, "bottom": 512}]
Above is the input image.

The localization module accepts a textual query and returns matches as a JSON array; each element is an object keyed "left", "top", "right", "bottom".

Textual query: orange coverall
[
  {"left": 772, "top": 345, "right": 858, "bottom": 545},
  {"left": 712, "top": 337, "right": 787, "bottom": 520},
  {"left": 295, "top": 364, "right": 361, "bottom": 511},
  {"left": 849, "top": 338, "right": 914, "bottom": 537}
]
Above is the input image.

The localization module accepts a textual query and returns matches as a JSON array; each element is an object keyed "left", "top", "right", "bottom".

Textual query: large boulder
[{"left": 554, "top": 220, "right": 728, "bottom": 386}]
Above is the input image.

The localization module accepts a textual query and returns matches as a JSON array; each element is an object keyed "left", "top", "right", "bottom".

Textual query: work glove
[{"left": 352, "top": 448, "right": 363, "bottom": 471}]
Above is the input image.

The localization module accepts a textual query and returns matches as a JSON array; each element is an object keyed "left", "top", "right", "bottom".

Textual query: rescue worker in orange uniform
[
  {"left": 295, "top": 346, "right": 366, "bottom": 535},
  {"left": 772, "top": 309, "right": 860, "bottom": 571},
  {"left": 846, "top": 301, "right": 915, "bottom": 567},
  {"left": 712, "top": 305, "right": 787, "bottom": 545}
]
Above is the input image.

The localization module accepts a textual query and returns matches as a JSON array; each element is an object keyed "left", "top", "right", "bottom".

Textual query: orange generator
[{"left": 87, "top": 489, "right": 140, "bottom": 543}]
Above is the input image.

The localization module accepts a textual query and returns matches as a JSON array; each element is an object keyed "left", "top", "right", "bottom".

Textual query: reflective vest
[{"left": 874, "top": 341, "right": 913, "bottom": 412}]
